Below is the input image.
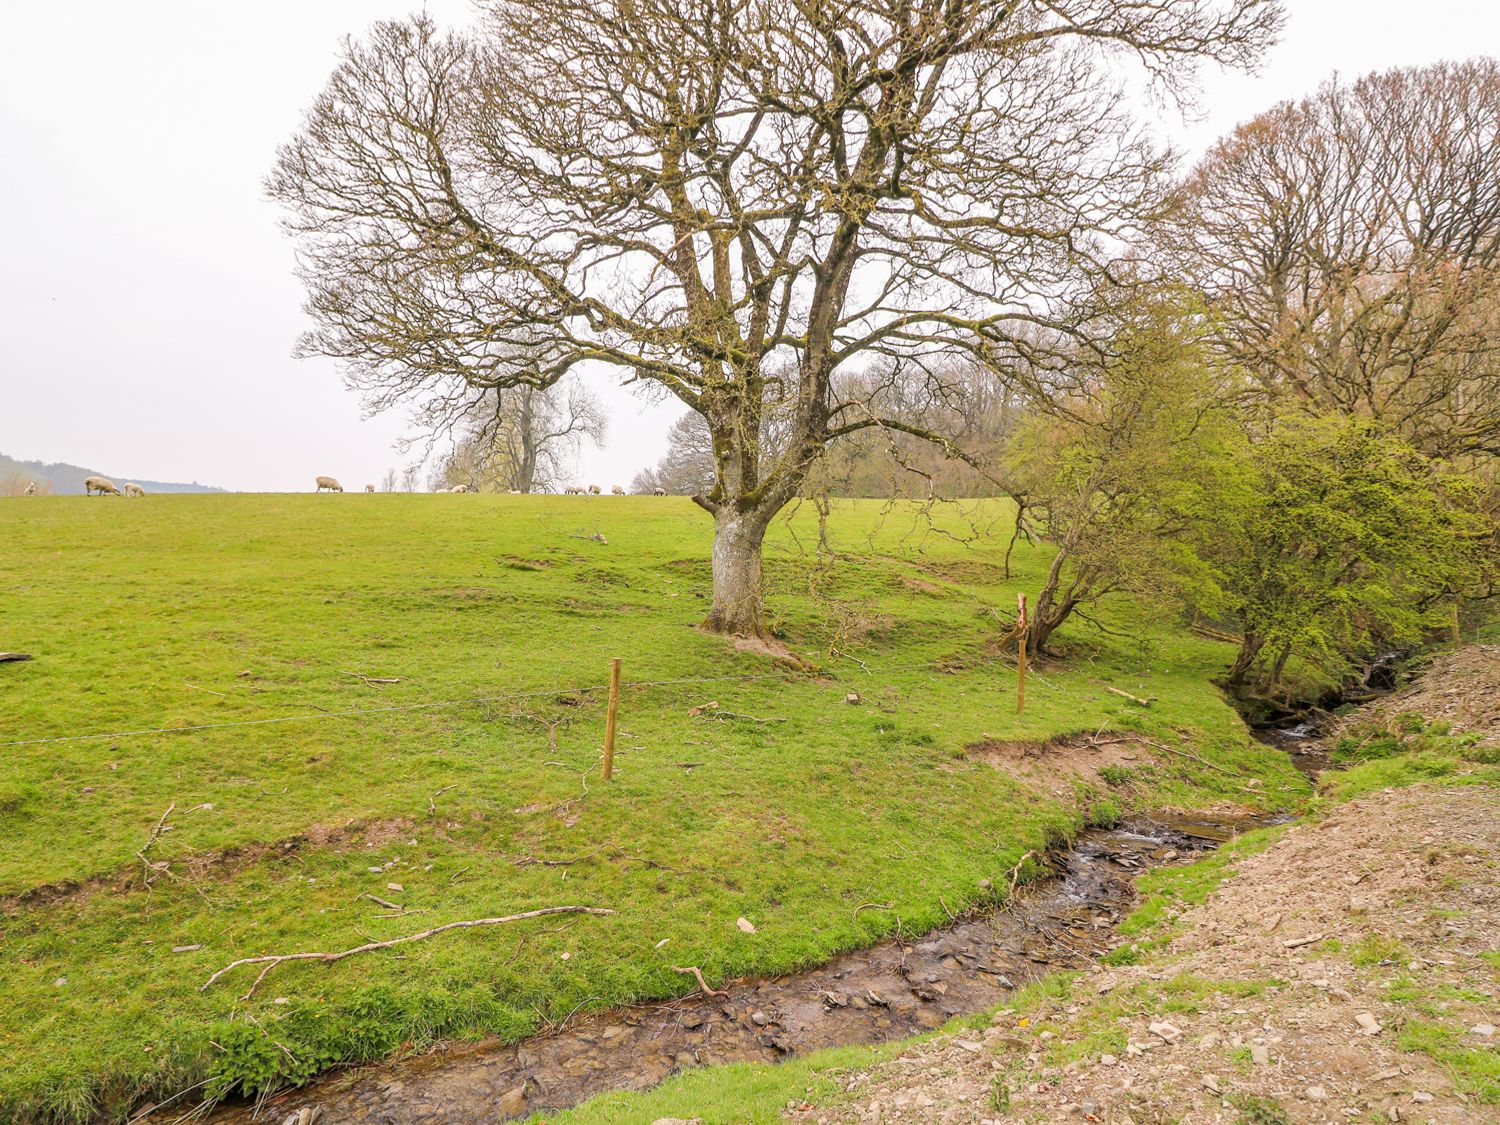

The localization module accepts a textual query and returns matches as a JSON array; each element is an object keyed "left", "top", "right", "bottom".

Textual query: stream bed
[{"left": 183, "top": 815, "right": 1274, "bottom": 1125}]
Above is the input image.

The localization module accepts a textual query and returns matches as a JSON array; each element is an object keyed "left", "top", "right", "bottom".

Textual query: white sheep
[
  {"left": 85, "top": 476, "right": 121, "bottom": 496},
  {"left": 611, "top": 485, "right": 625, "bottom": 495},
  {"left": 123, "top": 483, "right": 145, "bottom": 497},
  {"left": 563, "top": 485, "right": 583, "bottom": 494},
  {"left": 451, "top": 484, "right": 472, "bottom": 493},
  {"left": 22, "top": 482, "right": 36, "bottom": 496},
  {"left": 315, "top": 476, "right": 343, "bottom": 493},
  {"left": 364, "top": 484, "right": 375, "bottom": 493},
  {"left": 587, "top": 484, "right": 601, "bottom": 495},
  {"left": 654, "top": 487, "right": 667, "bottom": 496}
]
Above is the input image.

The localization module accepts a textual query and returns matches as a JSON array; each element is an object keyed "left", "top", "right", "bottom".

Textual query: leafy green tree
[{"left": 1207, "top": 416, "right": 1493, "bottom": 692}]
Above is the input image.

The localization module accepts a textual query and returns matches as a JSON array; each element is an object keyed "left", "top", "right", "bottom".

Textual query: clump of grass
[{"left": 1231, "top": 1093, "right": 1291, "bottom": 1125}]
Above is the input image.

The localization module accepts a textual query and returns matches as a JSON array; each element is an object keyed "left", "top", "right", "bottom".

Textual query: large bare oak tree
[{"left": 272, "top": 0, "right": 1279, "bottom": 636}]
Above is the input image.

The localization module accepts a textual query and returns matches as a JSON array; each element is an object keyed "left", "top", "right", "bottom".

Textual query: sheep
[
  {"left": 564, "top": 485, "right": 583, "bottom": 494},
  {"left": 654, "top": 487, "right": 667, "bottom": 496},
  {"left": 451, "top": 484, "right": 472, "bottom": 493},
  {"left": 611, "top": 485, "right": 625, "bottom": 495},
  {"left": 587, "top": 484, "right": 602, "bottom": 495},
  {"left": 364, "top": 484, "right": 375, "bottom": 493},
  {"left": 22, "top": 482, "right": 36, "bottom": 496},
  {"left": 84, "top": 476, "right": 121, "bottom": 496},
  {"left": 315, "top": 476, "right": 343, "bottom": 493},
  {"left": 123, "top": 483, "right": 145, "bottom": 497},
  {"left": 433, "top": 486, "right": 451, "bottom": 493}
]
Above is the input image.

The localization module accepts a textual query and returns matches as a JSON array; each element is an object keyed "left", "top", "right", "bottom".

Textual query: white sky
[{"left": 2, "top": 2, "right": 1497, "bottom": 492}]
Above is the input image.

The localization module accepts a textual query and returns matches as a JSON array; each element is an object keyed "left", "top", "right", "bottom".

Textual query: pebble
[
  {"left": 954, "top": 1039, "right": 982, "bottom": 1053},
  {"left": 498, "top": 1085, "right": 527, "bottom": 1115},
  {"left": 1472, "top": 1024, "right": 1496, "bottom": 1037},
  {"left": 1307, "top": 1086, "right": 1329, "bottom": 1101},
  {"left": 1202, "top": 1074, "right": 1223, "bottom": 1093},
  {"left": 1412, "top": 1092, "right": 1434, "bottom": 1104},
  {"left": 1251, "top": 1045, "right": 1271, "bottom": 1066},
  {"left": 736, "top": 917, "right": 757, "bottom": 934},
  {"left": 1355, "top": 1012, "right": 1383, "bottom": 1035},
  {"left": 751, "top": 1011, "right": 769, "bottom": 1026},
  {"left": 1148, "top": 1021, "right": 1182, "bottom": 1042},
  {"left": 1099, "top": 1053, "right": 1118, "bottom": 1066}
]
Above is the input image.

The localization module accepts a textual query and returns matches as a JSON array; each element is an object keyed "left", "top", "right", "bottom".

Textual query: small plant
[
  {"left": 989, "top": 1077, "right": 1011, "bottom": 1114},
  {"left": 1098, "top": 765, "right": 1135, "bottom": 787},
  {"left": 1231, "top": 1093, "right": 1291, "bottom": 1125}
]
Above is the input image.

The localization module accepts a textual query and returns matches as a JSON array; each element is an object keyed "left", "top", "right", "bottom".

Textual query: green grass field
[{"left": 0, "top": 494, "right": 1304, "bottom": 1123}]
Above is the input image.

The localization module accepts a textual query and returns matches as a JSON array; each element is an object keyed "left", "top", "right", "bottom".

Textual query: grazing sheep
[
  {"left": 507, "top": 489, "right": 521, "bottom": 494},
  {"left": 611, "top": 485, "right": 625, "bottom": 495},
  {"left": 315, "top": 476, "right": 343, "bottom": 493},
  {"left": 84, "top": 476, "right": 121, "bottom": 496},
  {"left": 653, "top": 487, "right": 666, "bottom": 496},
  {"left": 123, "top": 483, "right": 145, "bottom": 497},
  {"left": 564, "top": 485, "right": 583, "bottom": 494},
  {"left": 364, "top": 484, "right": 375, "bottom": 493},
  {"left": 433, "top": 486, "right": 451, "bottom": 493},
  {"left": 451, "top": 484, "right": 472, "bottom": 493},
  {"left": 587, "top": 484, "right": 602, "bottom": 495},
  {"left": 22, "top": 482, "right": 36, "bottom": 496}
]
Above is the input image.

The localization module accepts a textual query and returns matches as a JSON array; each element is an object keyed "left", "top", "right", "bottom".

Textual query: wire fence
[{"left": 0, "top": 658, "right": 1033, "bottom": 749}]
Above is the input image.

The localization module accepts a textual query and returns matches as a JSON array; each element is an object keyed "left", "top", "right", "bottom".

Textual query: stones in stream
[{"left": 173, "top": 818, "right": 1262, "bottom": 1125}]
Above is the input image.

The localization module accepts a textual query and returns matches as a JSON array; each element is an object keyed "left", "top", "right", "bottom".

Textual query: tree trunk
[
  {"left": 1225, "top": 632, "right": 1263, "bottom": 687},
  {"left": 703, "top": 506, "right": 772, "bottom": 636}
]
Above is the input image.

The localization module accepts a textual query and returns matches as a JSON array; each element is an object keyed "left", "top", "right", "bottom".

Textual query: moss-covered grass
[{"left": 0, "top": 494, "right": 1301, "bottom": 1123}]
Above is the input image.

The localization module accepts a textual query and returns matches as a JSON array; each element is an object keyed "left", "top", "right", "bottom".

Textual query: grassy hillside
[{"left": 0, "top": 494, "right": 1304, "bottom": 1123}]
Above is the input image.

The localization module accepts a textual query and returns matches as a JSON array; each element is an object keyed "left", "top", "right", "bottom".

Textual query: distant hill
[{"left": 0, "top": 453, "right": 225, "bottom": 495}]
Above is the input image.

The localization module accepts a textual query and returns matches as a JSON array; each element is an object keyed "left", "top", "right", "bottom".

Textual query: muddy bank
[{"left": 167, "top": 818, "right": 1262, "bottom": 1125}]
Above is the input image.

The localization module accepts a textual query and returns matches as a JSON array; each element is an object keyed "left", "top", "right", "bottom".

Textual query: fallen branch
[
  {"left": 343, "top": 671, "right": 401, "bottom": 686},
  {"left": 136, "top": 803, "right": 176, "bottom": 887},
  {"left": 853, "top": 902, "right": 893, "bottom": 918},
  {"left": 1104, "top": 685, "right": 1154, "bottom": 707},
  {"left": 183, "top": 682, "right": 226, "bottom": 697},
  {"left": 568, "top": 531, "right": 608, "bottom": 545},
  {"left": 357, "top": 892, "right": 403, "bottom": 911},
  {"left": 1007, "top": 849, "right": 1040, "bottom": 897},
  {"left": 672, "top": 965, "right": 729, "bottom": 999},
  {"left": 0, "top": 652, "right": 33, "bottom": 664},
  {"left": 427, "top": 784, "right": 456, "bottom": 815},
  {"left": 202, "top": 906, "right": 615, "bottom": 996},
  {"left": 698, "top": 710, "right": 785, "bottom": 724},
  {"left": 1140, "top": 739, "right": 1240, "bottom": 778}
]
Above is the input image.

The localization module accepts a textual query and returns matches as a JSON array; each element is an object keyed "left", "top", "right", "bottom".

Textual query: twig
[
  {"left": 831, "top": 647, "right": 871, "bottom": 674},
  {"left": 853, "top": 902, "right": 893, "bottom": 918},
  {"left": 201, "top": 906, "right": 615, "bottom": 995},
  {"left": 427, "top": 784, "right": 456, "bottom": 815},
  {"left": 136, "top": 803, "right": 176, "bottom": 887},
  {"left": 698, "top": 710, "right": 785, "bottom": 724},
  {"left": 1104, "top": 685, "right": 1154, "bottom": 707},
  {"left": 357, "top": 892, "right": 404, "bottom": 911},
  {"left": 1140, "top": 739, "right": 1240, "bottom": 777},
  {"left": 568, "top": 531, "right": 608, "bottom": 545},
  {"left": 183, "top": 683, "right": 225, "bottom": 697},
  {"left": 672, "top": 965, "right": 729, "bottom": 998},
  {"left": 1007, "top": 849, "right": 1040, "bottom": 897},
  {"left": 343, "top": 671, "right": 401, "bottom": 686}
]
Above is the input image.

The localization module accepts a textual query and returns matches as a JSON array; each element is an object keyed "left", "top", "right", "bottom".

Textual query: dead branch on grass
[
  {"left": 202, "top": 906, "right": 615, "bottom": 996},
  {"left": 1007, "top": 849, "right": 1040, "bottom": 897},
  {"left": 342, "top": 671, "right": 401, "bottom": 686},
  {"left": 136, "top": 803, "right": 176, "bottom": 887}
]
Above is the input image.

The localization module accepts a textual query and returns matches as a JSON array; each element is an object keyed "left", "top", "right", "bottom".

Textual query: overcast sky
[{"left": 2, "top": 3, "right": 1497, "bottom": 492}]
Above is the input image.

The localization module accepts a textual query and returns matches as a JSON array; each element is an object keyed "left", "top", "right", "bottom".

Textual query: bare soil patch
[
  {"left": 1345, "top": 645, "right": 1500, "bottom": 748},
  {"left": 964, "top": 734, "right": 1159, "bottom": 803},
  {"left": 791, "top": 784, "right": 1499, "bottom": 1124}
]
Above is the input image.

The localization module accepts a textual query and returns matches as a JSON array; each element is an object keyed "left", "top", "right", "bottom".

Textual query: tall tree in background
[
  {"left": 271, "top": 0, "right": 1280, "bottom": 637},
  {"left": 438, "top": 382, "right": 606, "bottom": 493},
  {"left": 1167, "top": 60, "right": 1500, "bottom": 462}
]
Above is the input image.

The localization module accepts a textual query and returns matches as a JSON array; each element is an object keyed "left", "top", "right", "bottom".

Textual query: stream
[{"left": 179, "top": 815, "right": 1274, "bottom": 1125}]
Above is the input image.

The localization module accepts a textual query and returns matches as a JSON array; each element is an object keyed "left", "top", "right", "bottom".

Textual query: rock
[
  {"left": 736, "top": 917, "right": 757, "bottom": 934},
  {"left": 1202, "top": 1074, "right": 1222, "bottom": 1094},
  {"left": 650, "top": 1119, "right": 703, "bottom": 1125},
  {"left": 1099, "top": 1053, "right": 1118, "bottom": 1066},
  {"left": 1387, "top": 1106, "right": 1402, "bottom": 1122},
  {"left": 498, "top": 1084, "right": 527, "bottom": 1116},
  {"left": 1039, "top": 1030, "right": 1054, "bottom": 1041},
  {"left": 1472, "top": 1023, "right": 1496, "bottom": 1037},
  {"left": 1306, "top": 1086, "right": 1328, "bottom": 1101},
  {"left": 1148, "top": 1021, "right": 1182, "bottom": 1042},
  {"left": 1251, "top": 1044, "right": 1271, "bottom": 1066},
  {"left": 751, "top": 1010, "right": 769, "bottom": 1026},
  {"left": 386, "top": 882, "right": 404, "bottom": 892},
  {"left": 1355, "top": 1011, "right": 1383, "bottom": 1035},
  {"left": 1080, "top": 1101, "right": 1098, "bottom": 1119},
  {"left": 954, "top": 1039, "right": 982, "bottom": 1053},
  {"left": 845, "top": 692, "right": 862, "bottom": 704},
  {"left": 1411, "top": 1091, "right": 1434, "bottom": 1104},
  {"left": 172, "top": 944, "right": 203, "bottom": 953}
]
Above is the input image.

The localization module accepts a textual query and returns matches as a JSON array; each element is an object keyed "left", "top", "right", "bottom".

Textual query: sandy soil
[{"left": 1347, "top": 645, "right": 1500, "bottom": 748}]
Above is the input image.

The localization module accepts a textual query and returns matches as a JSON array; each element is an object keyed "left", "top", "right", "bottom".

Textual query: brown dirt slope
[
  {"left": 1348, "top": 645, "right": 1500, "bottom": 748},
  {"left": 794, "top": 785, "right": 1498, "bottom": 1124}
]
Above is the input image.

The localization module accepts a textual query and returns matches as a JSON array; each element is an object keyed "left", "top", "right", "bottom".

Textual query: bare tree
[
  {"left": 1166, "top": 60, "right": 1500, "bottom": 461},
  {"left": 438, "top": 381, "right": 606, "bottom": 493},
  {"left": 271, "top": 0, "right": 1279, "bottom": 636}
]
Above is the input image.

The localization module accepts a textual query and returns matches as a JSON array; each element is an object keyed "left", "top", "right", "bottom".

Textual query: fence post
[
  {"left": 1016, "top": 594, "right": 1028, "bottom": 714},
  {"left": 602, "top": 657, "right": 622, "bottom": 780}
]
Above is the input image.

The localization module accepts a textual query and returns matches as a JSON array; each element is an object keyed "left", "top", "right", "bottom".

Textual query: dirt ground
[
  {"left": 790, "top": 785, "right": 1498, "bottom": 1124},
  {"left": 789, "top": 652, "right": 1500, "bottom": 1125},
  {"left": 1348, "top": 645, "right": 1500, "bottom": 748}
]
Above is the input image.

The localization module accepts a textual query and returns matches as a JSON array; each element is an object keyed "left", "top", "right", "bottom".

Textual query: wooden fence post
[
  {"left": 602, "top": 657, "right": 622, "bottom": 780},
  {"left": 1016, "top": 594, "right": 1028, "bottom": 715}
]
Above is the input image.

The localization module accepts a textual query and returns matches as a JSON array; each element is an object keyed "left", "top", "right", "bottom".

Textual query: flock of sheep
[{"left": 21, "top": 474, "right": 668, "bottom": 497}]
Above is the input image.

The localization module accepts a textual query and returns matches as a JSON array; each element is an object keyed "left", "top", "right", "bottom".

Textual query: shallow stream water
[{"left": 175, "top": 816, "right": 1272, "bottom": 1125}]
